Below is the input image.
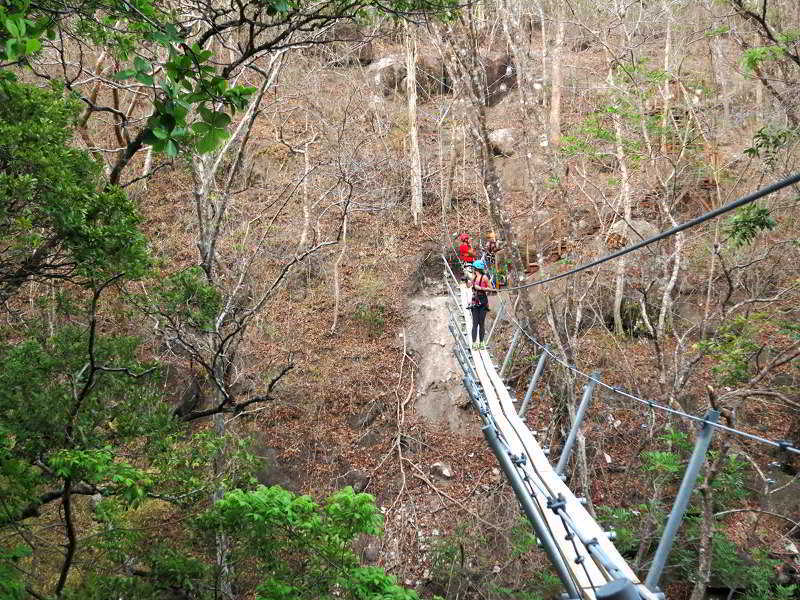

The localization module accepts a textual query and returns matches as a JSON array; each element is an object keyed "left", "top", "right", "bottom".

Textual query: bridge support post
[
  {"left": 499, "top": 328, "right": 521, "bottom": 378},
  {"left": 645, "top": 409, "right": 720, "bottom": 593},
  {"left": 485, "top": 301, "right": 505, "bottom": 346},
  {"left": 482, "top": 424, "right": 581, "bottom": 600},
  {"left": 518, "top": 348, "right": 548, "bottom": 417},
  {"left": 555, "top": 372, "right": 601, "bottom": 476}
]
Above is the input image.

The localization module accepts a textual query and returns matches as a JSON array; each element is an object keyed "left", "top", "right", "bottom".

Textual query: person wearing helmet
[
  {"left": 458, "top": 233, "right": 476, "bottom": 281},
  {"left": 458, "top": 233, "right": 475, "bottom": 264},
  {"left": 467, "top": 259, "right": 493, "bottom": 350},
  {"left": 483, "top": 231, "right": 503, "bottom": 287}
]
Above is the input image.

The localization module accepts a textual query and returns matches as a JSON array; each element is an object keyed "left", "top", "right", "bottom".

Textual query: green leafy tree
[
  {"left": 199, "top": 486, "right": 418, "bottom": 600},
  {"left": 0, "top": 75, "right": 149, "bottom": 302}
]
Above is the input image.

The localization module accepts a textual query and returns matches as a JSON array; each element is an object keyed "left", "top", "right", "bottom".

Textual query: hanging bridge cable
[
  {"left": 483, "top": 296, "right": 614, "bottom": 587},
  {"left": 496, "top": 170, "right": 800, "bottom": 293},
  {"left": 468, "top": 319, "right": 568, "bottom": 545},
  {"left": 499, "top": 307, "right": 800, "bottom": 456},
  {"left": 448, "top": 251, "right": 643, "bottom": 585}
]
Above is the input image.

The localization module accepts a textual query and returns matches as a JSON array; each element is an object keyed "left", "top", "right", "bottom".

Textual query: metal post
[
  {"left": 500, "top": 328, "right": 521, "bottom": 378},
  {"left": 555, "top": 372, "right": 601, "bottom": 476},
  {"left": 518, "top": 348, "right": 548, "bottom": 417},
  {"left": 645, "top": 410, "right": 720, "bottom": 592},
  {"left": 482, "top": 424, "right": 581, "bottom": 600},
  {"left": 486, "top": 301, "right": 506, "bottom": 346}
]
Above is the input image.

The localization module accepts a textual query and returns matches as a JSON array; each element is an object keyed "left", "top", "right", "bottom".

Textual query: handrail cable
[
  {"left": 496, "top": 171, "right": 800, "bottom": 292},
  {"left": 499, "top": 305, "right": 800, "bottom": 455},
  {"left": 445, "top": 278, "right": 592, "bottom": 586},
  {"left": 447, "top": 245, "right": 800, "bottom": 455}
]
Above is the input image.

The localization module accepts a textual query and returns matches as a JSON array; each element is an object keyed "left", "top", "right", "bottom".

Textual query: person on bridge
[
  {"left": 467, "top": 260, "right": 493, "bottom": 350},
  {"left": 458, "top": 233, "right": 475, "bottom": 263},
  {"left": 458, "top": 233, "right": 476, "bottom": 281},
  {"left": 483, "top": 231, "right": 503, "bottom": 287}
]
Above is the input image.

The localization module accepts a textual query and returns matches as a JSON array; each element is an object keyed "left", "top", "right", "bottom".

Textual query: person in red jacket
[
  {"left": 458, "top": 233, "right": 476, "bottom": 281},
  {"left": 458, "top": 233, "right": 475, "bottom": 263}
]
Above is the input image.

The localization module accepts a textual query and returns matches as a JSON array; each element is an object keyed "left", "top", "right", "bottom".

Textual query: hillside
[{"left": 1, "top": 1, "right": 799, "bottom": 599}]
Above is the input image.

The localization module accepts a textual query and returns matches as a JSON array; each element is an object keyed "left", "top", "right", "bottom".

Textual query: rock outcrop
[{"left": 367, "top": 52, "right": 516, "bottom": 104}]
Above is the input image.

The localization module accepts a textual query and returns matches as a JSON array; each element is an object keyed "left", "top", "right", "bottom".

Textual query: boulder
[
  {"left": 366, "top": 56, "right": 406, "bottom": 97},
  {"left": 366, "top": 52, "right": 513, "bottom": 103},
  {"left": 416, "top": 53, "right": 452, "bottom": 97},
  {"left": 430, "top": 461, "right": 454, "bottom": 480},
  {"left": 488, "top": 128, "right": 517, "bottom": 156},
  {"left": 354, "top": 534, "right": 381, "bottom": 564},
  {"left": 313, "top": 23, "right": 374, "bottom": 66},
  {"left": 367, "top": 53, "right": 451, "bottom": 98},
  {"left": 343, "top": 468, "right": 370, "bottom": 492},
  {"left": 483, "top": 52, "right": 516, "bottom": 106},
  {"left": 605, "top": 218, "right": 659, "bottom": 249}
]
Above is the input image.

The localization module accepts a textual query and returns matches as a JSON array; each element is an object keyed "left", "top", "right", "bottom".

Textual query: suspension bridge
[
  {"left": 441, "top": 173, "right": 800, "bottom": 599},
  {"left": 444, "top": 259, "right": 664, "bottom": 600}
]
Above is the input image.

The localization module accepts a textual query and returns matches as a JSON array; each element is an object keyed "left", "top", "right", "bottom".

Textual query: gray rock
[
  {"left": 354, "top": 534, "right": 381, "bottom": 564},
  {"left": 344, "top": 469, "right": 370, "bottom": 492},
  {"left": 430, "top": 461, "right": 454, "bottom": 479},
  {"left": 606, "top": 218, "right": 659, "bottom": 248},
  {"left": 483, "top": 53, "right": 517, "bottom": 106},
  {"left": 367, "top": 56, "right": 406, "bottom": 97},
  {"left": 488, "top": 128, "right": 517, "bottom": 156},
  {"left": 366, "top": 53, "right": 451, "bottom": 99}
]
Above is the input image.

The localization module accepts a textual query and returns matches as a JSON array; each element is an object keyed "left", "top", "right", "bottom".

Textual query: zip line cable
[{"left": 497, "top": 171, "right": 800, "bottom": 292}]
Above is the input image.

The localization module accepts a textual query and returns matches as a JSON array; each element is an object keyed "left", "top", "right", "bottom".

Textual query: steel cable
[
  {"left": 500, "top": 306, "right": 800, "bottom": 455},
  {"left": 496, "top": 171, "right": 800, "bottom": 292}
]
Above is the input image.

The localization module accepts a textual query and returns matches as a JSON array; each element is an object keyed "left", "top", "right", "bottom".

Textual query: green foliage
[
  {"left": 354, "top": 302, "right": 388, "bottom": 334},
  {"left": 0, "top": 545, "right": 30, "bottom": 600},
  {"left": 151, "top": 266, "right": 222, "bottom": 330},
  {"left": 659, "top": 426, "right": 692, "bottom": 453},
  {"left": 706, "top": 25, "right": 731, "bottom": 37},
  {"left": 49, "top": 448, "right": 152, "bottom": 507},
  {"left": 696, "top": 316, "right": 760, "bottom": 385},
  {"left": 710, "top": 453, "right": 748, "bottom": 508},
  {"left": 741, "top": 46, "right": 787, "bottom": 72},
  {"left": 150, "top": 430, "right": 258, "bottom": 500},
  {"left": 641, "top": 450, "right": 683, "bottom": 476},
  {"left": 560, "top": 113, "right": 614, "bottom": 157},
  {"left": 743, "top": 125, "right": 797, "bottom": 170},
  {"left": 0, "top": 0, "right": 459, "bottom": 158},
  {"left": 0, "top": 76, "right": 150, "bottom": 289},
  {"left": 596, "top": 506, "right": 639, "bottom": 556},
  {"left": 202, "top": 485, "right": 417, "bottom": 600},
  {"left": 724, "top": 202, "right": 778, "bottom": 246},
  {"left": 707, "top": 541, "right": 797, "bottom": 600},
  {"left": 508, "top": 516, "right": 537, "bottom": 559}
]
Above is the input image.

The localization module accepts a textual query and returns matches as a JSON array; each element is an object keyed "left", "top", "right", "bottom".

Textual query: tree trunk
[
  {"left": 549, "top": 8, "right": 566, "bottom": 146},
  {"left": 330, "top": 214, "right": 347, "bottom": 334},
  {"left": 406, "top": 29, "right": 423, "bottom": 226},
  {"left": 660, "top": 0, "right": 673, "bottom": 157},
  {"left": 443, "top": 18, "right": 538, "bottom": 330},
  {"left": 610, "top": 66, "right": 632, "bottom": 337}
]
